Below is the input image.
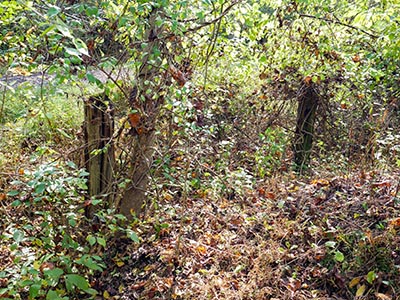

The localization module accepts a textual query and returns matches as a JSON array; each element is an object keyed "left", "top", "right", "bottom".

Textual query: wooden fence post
[{"left": 84, "top": 94, "right": 115, "bottom": 216}]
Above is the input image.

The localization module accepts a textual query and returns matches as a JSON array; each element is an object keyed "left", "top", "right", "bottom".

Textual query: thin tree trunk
[
  {"left": 293, "top": 84, "right": 319, "bottom": 171},
  {"left": 119, "top": 8, "right": 167, "bottom": 217}
]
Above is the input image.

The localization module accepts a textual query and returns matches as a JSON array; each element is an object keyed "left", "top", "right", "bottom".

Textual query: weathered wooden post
[
  {"left": 84, "top": 94, "right": 115, "bottom": 216},
  {"left": 293, "top": 83, "right": 319, "bottom": 171}
]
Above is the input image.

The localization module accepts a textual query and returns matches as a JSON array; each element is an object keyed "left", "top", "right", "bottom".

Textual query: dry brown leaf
[
  {"left": 311, "top": 178, "right": 330, "bottom": 186},
  {"left": 375, "top": 292, "right": 392, "bottom": 300}
]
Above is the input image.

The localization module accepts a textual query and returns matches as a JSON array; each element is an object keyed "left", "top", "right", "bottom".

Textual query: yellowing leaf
[
  {"left": 115, "top": 260, "right": 125, "bottom": 267},
  {"left": 356, "top": 284, "right": 366, "bottom": 297},
  {"left": 311, "top": 178, "right": 330, "bottom": 186},
  {"left": 349, "top": 277, "right": 361, "bottom": 288},
  {"left": 196, "top": 245, "right": 207, "bottom": 255},
  {"left": 164, "top": 192, "right": 173, "bottom": 201},
  {"left": 103, "top": 290, "right": 111, "bottom": 299}
]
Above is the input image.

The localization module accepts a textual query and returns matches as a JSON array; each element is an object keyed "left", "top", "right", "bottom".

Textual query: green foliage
[{"left": 1, "top": 162, "right": 105, "bottom": 299}]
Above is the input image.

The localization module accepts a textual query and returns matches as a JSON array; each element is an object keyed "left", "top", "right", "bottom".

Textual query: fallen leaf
[
  {"left": 356, "top": 284, "right": 366, "bottom": 297},
  {"left": 266, "top": 192, "right": 276, "bottom": 199},
  {"left": 196, "top": 245, "right": 207, "bottom": 255},
  {"left": 375, "top": 292, "right": 392, "bottom": 300},
  {"left": 304, "top": 75, "right": 312, "bottom": 85},
  {"left": 311, "top": 178, "right": 330, "bottom": 186},
  {"left": 349, "top": 277, "right": 361, "bottom": 288},
  {"left": 389, "top": 218, "right": 400, "bottom": 228},
  {"left": 128, "top": 113, "right": 141, "bottom": 128},
  {"left": 352, "top": 54, "right": 360, "bottom": 63},
  {"left": 259, "top": 72, "right": 267, "bottom": 80}
]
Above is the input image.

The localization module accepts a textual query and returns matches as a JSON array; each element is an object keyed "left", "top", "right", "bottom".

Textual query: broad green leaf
[
  {"left": 85, "top": 6, "right": 98, "bottom": 17},
  {"left": 97, "top": 237, "right": 106, "bottom": 247},
  {"left": 72, "top": 38, "right": 89, "bottom": 56},
  {"left": 44, "top": 268, "right": 64, "bottom": 284},
  {"left": 13, "top": 229, "right": 24, "bottom": 243},
  {"left": 34, "top": 183, "right": 46, "bottom": 194},
  {"left": 29, "top": 284, "right": 41, "bottom": 299},
  {"left": 334, "top": 251, "right": 345, "bottom": 262},
  {"left": 65, "top": 47, "right": 82, "bottom": 58},
  {"left": 47, "top": 6, "right": 60, "bottom": 17},
  {"left": 46, "top": 290, "right": 66, "bottom": 300},
  {"left": 127, "top": 230, "right": 140, "bottom": 243},
  {"left": 87, "top": 235, "right": 96, "bottom": 246},
  {"left": 65, "top": 274, "right": 89, "bottom": 291},
  {"left": 366, "top": 270, "right": 376, "bottom": 284},
  {"left": 7, "top": 190, "right": 19, "bottom": 196},
  {"left": 56, "top": 24, "right": 73, "bottom": 39}
]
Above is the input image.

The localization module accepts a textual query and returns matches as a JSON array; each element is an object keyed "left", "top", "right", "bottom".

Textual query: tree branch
[{"left": 299, "top": 13, "right": 379, "bottom": 38}]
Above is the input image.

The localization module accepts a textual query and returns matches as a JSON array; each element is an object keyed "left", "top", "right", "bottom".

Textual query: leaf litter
[{"left": 92, "top": 170, "right": 400, "bottom": 300}]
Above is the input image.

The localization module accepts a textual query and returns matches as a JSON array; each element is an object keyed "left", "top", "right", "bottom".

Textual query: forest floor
[{"left": 93, "top": 169, "right": 400, "bottom": 300}]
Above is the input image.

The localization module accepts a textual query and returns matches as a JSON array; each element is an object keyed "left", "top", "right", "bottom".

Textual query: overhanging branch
[{"left": 299, "top": 13, "right": 379, "bottom": 38}]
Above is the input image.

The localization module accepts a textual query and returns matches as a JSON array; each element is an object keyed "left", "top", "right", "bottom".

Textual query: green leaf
[
  {"left": 11, "top": 200, "right": 22, "bottom": 206},
  {"left": 56, "top": 24, "right": 73, "bottom": 39},
  {"left": 85, "top": 6, "right": 98, "bottom": 17},
  {"left": 86, "top": 73, "right": 102, "bottom": 85},
  {"left": 97, "top": 237, "right": 106, "bottom": 247},
  {"left": 47, "top": 6, "right": 61, "bottom": 17},
  {"left": 65, "top": 274, "right": 89, "bottom": 291},
  {"left": 44, "top": 268, "right": 64, "bottom": 284},
  {"left": 29, "top": 284, "right": 41, "bottom": 299},
  {"left": 65, "top": 47, "right": 82, "bottom": 58},
  {"left": 325, "top": 241, "right": 336, "bottom": 248},
  {"left": 13, "top": 229, "right": 24, "bottom": 243},
  {"left": 366, "top": 270, "right": 376, "bottom": 284},
  {"left": 128, "top": 231, "right": 140, "bottom": 243},
  {"left": 72, "top": 38, "right": 89, "bottom": 56},
  {"left": 334, "top": 251, "right": 345, "bottom": 262},
  {"left": 46, "top": 290, "right": 66, "bottom": 300},
  {"left": 34, "top": 183, "right": 46, "bottom": 194},
  {"left": 87, "top": 235, "right": 96, "bottom": 246},
  {"left": 7, "top": 190, "right": 19, "bottom": 196},
  {"left": 259, "top": 55, "right": 267, "bottom": 63}
]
